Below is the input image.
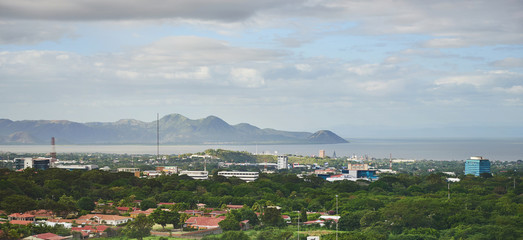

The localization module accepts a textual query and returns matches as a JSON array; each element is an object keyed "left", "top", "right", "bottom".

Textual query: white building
[
  {"left": 77, "top": 214, "right": 132, "bottom": 226},
  {"left": 39, "top": 219, "right": 73, "bottom": 229},
  {"left": 179, "top": 170, "right": 209, "bottom": 180},
  {"left": 277, "top": 156, "right": 288, "bottom": 170},
  {"left": 217, "top": 171, "right": 259, "bottom": 182},
  {"left": 117, "top": 168, "right": 140, "bottom": 172},
  {"left": 55, "top": 165, "right": 98, "bottom": 170}
]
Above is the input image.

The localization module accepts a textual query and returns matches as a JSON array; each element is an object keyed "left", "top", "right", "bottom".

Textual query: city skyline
[{"left": 1, "top": 0, "right": 522, "bottom": 138}]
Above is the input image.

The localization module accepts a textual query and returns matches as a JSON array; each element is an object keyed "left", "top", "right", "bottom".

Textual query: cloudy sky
[{"left": 1, "top": 0, "right": 522, "bottom": 138}]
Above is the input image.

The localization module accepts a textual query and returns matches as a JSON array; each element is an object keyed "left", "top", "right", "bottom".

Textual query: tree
[
  {"left": 218, "top": 217, "right": 241, "bottom": 231},
  {"left": 338, "top": 211, "right": 365, "bottom": 231},
  {"left": 150, "top": 208, "right": 180, "bottom": 230},
  {"left": 221, "top": 231, "right": 250, "bottom": 240},
  {"left": 300, "top": 208, "right": 307, "bottom": 222},
  {"left": 168, "top": 211, "right": 181, "bottom": 229},
  {"left": 239, "top": 208, "right": 259, "bottom": 226},
  {"left": 150, "top": 208, "right": 169, "bottom": 229},
  {"left": 1, "top": 194, "right": 36, "bottom": 214},
  {"left": 57, "top": 195, "right": 77, "bottom": 217},
  {"left": 123, "top": 213, "right": 154, "bottom": 240},
  {"left": 140, "top": 198, "right": 157, "bottom": 210},
  {"left": 261, "top": 207, "right": 284, "bottom": 227},
  {"left": 77, "top": 197, "right": 95, "bottom": 211}
]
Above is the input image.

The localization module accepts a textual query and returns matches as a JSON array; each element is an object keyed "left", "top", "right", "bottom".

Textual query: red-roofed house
[
  {"left": 208, "top": 211, "right": 227, "bottom": 218},
  {"left": 116, "top": 207, "right": 137, "bottom": 214},
  {"left": 130, "top": 208, "right": 155, "bottom": 218},
  {"left": 282, "top": 215, "right": 291, "bottom": 224},
  {"left": 9, "top": 220, "right": 34, "bottom": 225},
  {"left": 9, "top": 213, "right": 35, "bottom": 221},
  {"left": 72, "top": 225, "right": 109, "bottom": 234},
  {"left": 181, "top": 210, "right": 203, "bottom": 216},
  {"left": 25, "top": 210, "right": 55, "bottom": 219},
  {"left": 197, "top": 203, "right": 206, "bottom": 209},
  {"left": 23, "top": 232, "right": 68, "bottom": 240},
  {"left": 226, "top": 204, "right": 243, "bottom": 209},
  {"left": 157, "top": 202, "right": 175, "bottom": 207},
  {"left": 303, "top": 219, "right": 325, "bottom": 226},
  {"left": 185, "top": 216, "right": 226, "bottom": 229}
]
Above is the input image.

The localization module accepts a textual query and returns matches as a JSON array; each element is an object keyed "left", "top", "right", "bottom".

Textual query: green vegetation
[{"left": 0, "top": 150, "right": 522, "bottom": 239}]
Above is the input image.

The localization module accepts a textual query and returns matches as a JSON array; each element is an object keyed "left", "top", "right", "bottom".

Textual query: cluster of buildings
[
  {"left": 13, "top": 153, "right": 492, "bottom": 182},
  {"left": 13, "top": 157, "right": 99, "bottom": 171}
]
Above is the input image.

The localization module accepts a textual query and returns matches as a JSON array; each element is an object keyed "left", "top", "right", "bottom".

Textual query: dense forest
[{"left": 1, "top": 161, "right": 522, "bottom": 239}]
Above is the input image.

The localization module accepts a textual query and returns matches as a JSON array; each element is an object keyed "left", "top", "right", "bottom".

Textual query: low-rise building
[
  {"left": 226, "top": 204, "right": 244, "bottom": 210},
  {"left": 303, "top": 219, "right": 325, "bottom": 226},
  {"left": 130, "top": 209, "right": 155, "bottom": 218},
  {"left": 185, "top": 216, "right": 226, "bottom": 229},
  {"left": 23, "top": 232, "right": 69, "bottom": 240},
  {"left": 76, "top": 214, "right": 132, "bottom": 226},
  {"left": 117, "top": 168, "right": 140, "bottom": 173},
  {"left": 181, "top": 210, "right": 204, "bottom": 216},
  {"left": 217, "top": 171, "right": 259, "bottom": 182},
  {"left": 55, "top": 165, "right": 98, "bottom": 171},
  {"left": 9, "top": 213, "right": 35, "bottom": 222},
  {"left": 41, "top": 219, "right": 74, "bottom": 229},
  {"left": 179, "top": 170, "right": 209, "bottom": 180}
]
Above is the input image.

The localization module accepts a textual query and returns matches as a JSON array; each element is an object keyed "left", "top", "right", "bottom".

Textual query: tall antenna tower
[
  {"left": 389, "top": 153, "right": 392, "bottom": 170},
  {"left": 51, "top": 137, "right": 57, "bottom": 167},
  {"left": 157, "top": 113, "right": 160, "bottom": 163}
]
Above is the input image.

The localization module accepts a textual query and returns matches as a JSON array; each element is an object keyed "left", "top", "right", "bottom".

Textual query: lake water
[{"left": 1, "top": 138, "right": 522, "bottom": 161}]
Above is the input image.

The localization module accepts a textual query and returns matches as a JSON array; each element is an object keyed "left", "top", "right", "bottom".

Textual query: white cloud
[
  {"left": 0, "top": 0, "right": 302, "bottom": 22},
  {"left": 492, "top": 58, "right": 523, "bottom": 68},
  {"left": 1, "top": 0, "right": 521, "bottom": 48},
  {"left": 135, "top": 36, "right": 284, "bottom": 65},
  {"left": 295, "top": 64, "right": 312, "bottom": 72},
  {"left": 434, "top": 75, "right": 490, "bottom": 87},
  {"left": 422, "top": 38, "right": 468, "bottom": 48},
  {"left": 56, "top": 54, "right": 69, "bottom": 60},
  {"left": 0, "top": 21, "right": 74, "bottom": 45},
  {"left": 504, "top": 98, "right": 523, "bottom": 106},
  {"left": 116, "top": 70, "right": 139, "bottom": 79},
  {"left": 495, "top": 85, "right": 523, "bottom": 95},
  {"left": 346, "top": 64, "right": 378, "bottom": 76},
  {"left": 230, "top": 68, "right": 265, "bottom": 88}
]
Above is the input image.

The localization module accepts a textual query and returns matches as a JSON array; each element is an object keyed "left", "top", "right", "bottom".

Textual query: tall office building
[
  {"left": 277, "top": 156, "right": 288, "bottom": 170},
  {"left": 464, "top": 156, "right": 491, "bottom": 176}
]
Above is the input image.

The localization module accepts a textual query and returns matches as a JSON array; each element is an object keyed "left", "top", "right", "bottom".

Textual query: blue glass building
[{"left": 464, "top": 156, "right": 490, "bottom": 176}]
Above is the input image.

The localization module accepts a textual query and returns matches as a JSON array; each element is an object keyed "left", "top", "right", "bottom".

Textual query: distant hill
[{"left": 0, "top": 114, "right": 348, "bottom": 145}]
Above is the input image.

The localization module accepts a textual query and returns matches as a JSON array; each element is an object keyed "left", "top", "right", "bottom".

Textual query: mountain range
[{"left": 0, "top": 114, "right": 348, "bottom": 145}]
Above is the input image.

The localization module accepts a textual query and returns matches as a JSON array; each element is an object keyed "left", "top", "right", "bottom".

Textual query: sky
[{"left": 1, "top": 0, "right": 522, "bottom": 138}]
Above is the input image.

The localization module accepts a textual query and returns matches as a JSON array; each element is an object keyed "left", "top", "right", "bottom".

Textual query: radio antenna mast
[{"left": 157, "top": 113, "right": 160, "bottom": 163}]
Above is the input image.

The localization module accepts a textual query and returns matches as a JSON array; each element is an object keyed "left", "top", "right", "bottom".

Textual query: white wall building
[
  {"left": 217, "top": 171, "right": 259, "bottom": 182},
  {"left": 117, "top": 168, "right": 140, "bottom": 172},
  {"left": 277, "top": 156, "right": 288, "bottom": 170},
  {"left": 179, "top": 170, "right": 209, "bottom": 180}
]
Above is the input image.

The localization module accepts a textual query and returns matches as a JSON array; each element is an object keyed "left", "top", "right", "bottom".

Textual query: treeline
[{"left": 1, "top": 167, "right": 522, "bottom": 239}]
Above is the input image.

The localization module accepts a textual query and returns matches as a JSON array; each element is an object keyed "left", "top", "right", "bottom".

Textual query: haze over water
[{"left": 2, "top": 138, "right": 522, "bottom": 162}]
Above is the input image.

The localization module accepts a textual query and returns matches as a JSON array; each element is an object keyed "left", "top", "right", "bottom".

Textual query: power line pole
[
  {"left": 157, "top": 113, "right": 160, "bottom": 163},
  {"left": 336, "top": 194, "right": 338, "bottom": 240}
]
